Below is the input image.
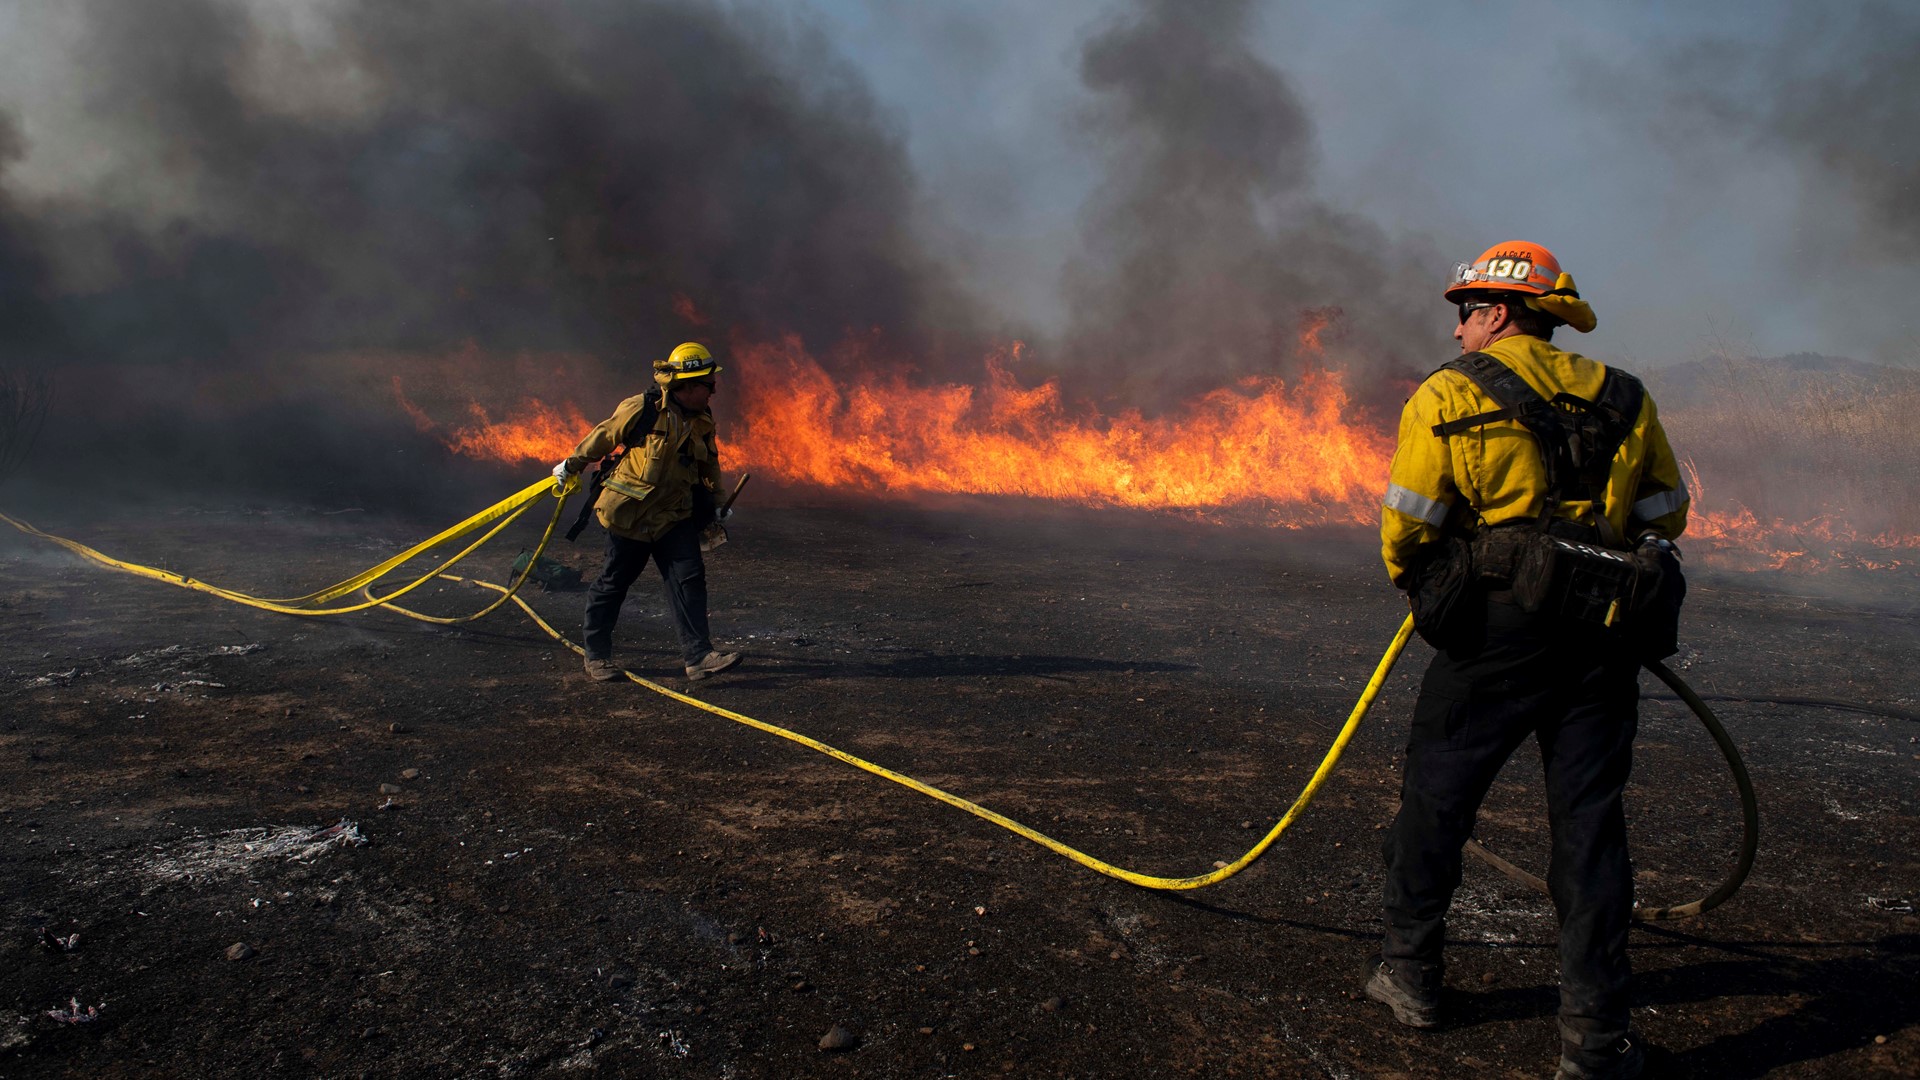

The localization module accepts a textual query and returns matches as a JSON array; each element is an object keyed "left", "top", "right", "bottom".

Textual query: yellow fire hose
[
  {"left": 0, "top": 477, "right": 1757, "bottom": 910},
  {"left": 0, "top": 476, "right": 572, "bottom": 618}
]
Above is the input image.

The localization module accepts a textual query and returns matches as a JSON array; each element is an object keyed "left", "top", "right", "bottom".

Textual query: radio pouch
[{"left": 1408, "top": 535, "right": 1479, "bottom": 650}]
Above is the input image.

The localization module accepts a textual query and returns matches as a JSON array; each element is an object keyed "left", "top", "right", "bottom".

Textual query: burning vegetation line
[
  {"left": 394, "top": 344, "right": 1920, "bottom": 570},
  {"left": 396, "top": 340, "right": 1397, "bottom": 526}
]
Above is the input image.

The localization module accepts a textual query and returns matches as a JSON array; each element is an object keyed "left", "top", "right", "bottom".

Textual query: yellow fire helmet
[{"left": 653, "top": 341, "right": 721, "bottom": 387}]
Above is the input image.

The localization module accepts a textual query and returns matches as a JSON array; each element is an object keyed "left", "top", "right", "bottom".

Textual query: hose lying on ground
[
  {"left": 1, "top": 477, "right": 1757, "bottom": 909},
  {"left": 1465, "top": 657, "right": 1760, "bottom": 921},
  {"left": 1643, "top": 690, "right": 1917, "bottom": 724}
]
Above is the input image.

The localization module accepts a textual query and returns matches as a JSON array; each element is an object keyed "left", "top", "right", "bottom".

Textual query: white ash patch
[
  {"left": 1822, "top": 797, "right": 1863, "bottom": 822},
  {"left": 135, "top": 820, "right": 365, "bottom": 887},
  {"left": 1840, "top": 743, "right": 1898, "bottom": 757},
  {"left": 114, "top": 642, "right": 266, "bottom": 668},
  {"left": 1448, "top": 880, "right": 1552, "bottom": 928},
  {"left": 23, "top": 667, "right": 79, "bottom": 688}
]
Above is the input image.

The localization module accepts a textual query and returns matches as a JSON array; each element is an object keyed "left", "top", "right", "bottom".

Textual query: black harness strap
[
  {"left": 1427, "top": 350, "right": 1645, "bottom": 532},
  {"left": 565, "top": 393, "right": 664, "bottom": 542}
]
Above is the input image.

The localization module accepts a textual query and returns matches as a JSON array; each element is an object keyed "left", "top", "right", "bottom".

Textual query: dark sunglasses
[{"left": 1457, "top": 301, "right": 1497, "bottom": 324}]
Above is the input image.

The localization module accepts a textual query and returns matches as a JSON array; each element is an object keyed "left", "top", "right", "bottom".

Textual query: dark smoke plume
[
  {"left": 1594, "top": 3, "right": 1920, "bottom": 257},
  {"left": 0, "top": 112, "right": 56, "bottom": 366},
  {"left": 1058, "top": 0, "right": 1436, "bottom": 407},
  {"left": 0, "top": 0, "right": 977, "bottom": 500}
]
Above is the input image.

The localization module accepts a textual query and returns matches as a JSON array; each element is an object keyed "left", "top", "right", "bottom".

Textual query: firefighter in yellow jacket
[
  {"left": 553, "top": 342, "right": 741, "bottom": 683},
  {"left": 1364, "top": 243, "right": 1687, "bottom": 1080}
]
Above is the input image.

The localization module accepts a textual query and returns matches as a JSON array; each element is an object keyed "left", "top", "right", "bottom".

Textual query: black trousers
[
  {"left": 582, "top": 517, "right": 711, "bottom": 665},
  {"left": 1381, "top": 599, "right": 1640, "bottom": 1037}
]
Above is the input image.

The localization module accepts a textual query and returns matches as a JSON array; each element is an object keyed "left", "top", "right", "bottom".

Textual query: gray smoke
[
  {"left": 0, "top": 113, "right": 55, "bottom": 361},
  {"left": 0, "top": 0, "right": 977, "bottom": 500},
  {"left": 0, "top": 0, "right": 1471, "bottom": 509},
  {"left": 1057, "top": 0, "right": 1436, "bottom": 408},
  {"left": 1592, "top": 2, "right": 1920, "bottom": 259}
]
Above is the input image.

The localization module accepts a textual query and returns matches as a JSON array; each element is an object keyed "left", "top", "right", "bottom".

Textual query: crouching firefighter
[
  {"left": 552, "top": 342, "right": 742, "bottom": 684},
  {"left": 1365, "top": 242, "right": 1689, "bottom": 1080}
]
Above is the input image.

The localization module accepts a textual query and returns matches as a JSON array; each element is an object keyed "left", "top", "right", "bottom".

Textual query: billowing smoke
[
  {"left": 0, "top": 0, "right": 1461, "bottom": 508},
  {"left": 1591, "top": 2, "right": 1920, "bottom": 263},
  {"left": 0, "top": 0, "right": 977, "bottom": 500},
  {"left": 1574, "top": 3, "right": 1920, "bottom": 555},
  {"left": 1057, "top": 0, "right": 1436, "bottom": 408},
  {"left": 1756, "top": 6, "right": 1920, "bottom": 251},
  {"left": 0, "top": 113, "right": 55, "bottom": 362}
]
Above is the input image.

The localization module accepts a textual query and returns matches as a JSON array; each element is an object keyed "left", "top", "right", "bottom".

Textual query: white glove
[
  {"left": 552, "top": 460, "right": 573, "bottom": 489},
  {"left": 717, "top": 506, "right": 733, "bottom": 522}
]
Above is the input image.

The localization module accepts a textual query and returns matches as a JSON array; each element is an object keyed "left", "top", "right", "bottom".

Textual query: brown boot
[
  {"left": 685, "top": 650, "right": 741, "bottom": 681},
  {"left": 1362, "top": 956, "right": 1441, "bottom": 1029},
  {"left": 583, "top": 656, "right": 622, "bottom": 683}
]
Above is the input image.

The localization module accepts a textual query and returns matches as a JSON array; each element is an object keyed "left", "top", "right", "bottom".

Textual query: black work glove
[{"left": 689, "top": 482, "right": 718, "bottom": 528}]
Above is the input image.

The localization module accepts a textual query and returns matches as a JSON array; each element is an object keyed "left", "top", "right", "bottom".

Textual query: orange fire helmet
[
  {"left": 1444, "top": 241, "right": 1597, "bottom": 333},
  {"left": 1443, "top": 241, "right": 1563, "bottom": 300}
]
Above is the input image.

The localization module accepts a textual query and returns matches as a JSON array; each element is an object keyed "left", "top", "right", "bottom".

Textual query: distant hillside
[{"left": 1644, "top": 353, "right": 1920, "bottom": 410}]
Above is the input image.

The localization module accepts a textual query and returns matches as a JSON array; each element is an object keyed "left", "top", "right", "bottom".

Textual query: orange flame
[
  {"left": 394, "top": 376, "right": 591, "bottom": 464},
  {"left": 1296, "top": 307, "right": 1341, "bottom": 358},
  {"left": 391, "top": 340, "right": 1920, "bottom": 573},
  {"left": 1678, "top": 460, "right": 1920, "bottom": 572},
  {"left": 723, "top": 336, "right": 1390, "bottom": 524}
]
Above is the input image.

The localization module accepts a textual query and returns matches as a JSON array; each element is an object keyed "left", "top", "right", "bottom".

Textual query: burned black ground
[{"left": 2, "top": 488, "right": 1917, "bottom": 1078}]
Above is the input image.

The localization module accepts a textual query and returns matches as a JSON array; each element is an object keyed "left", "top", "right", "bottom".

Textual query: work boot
[
  {"left": 1362, "top": 956, "right": 1441, "bottom": 1029},
  {"left": 1554, "top": 1030, "right": 1644, "bottom": 1080},
  {"left": 583, "top": 656, "right": 622, "bottom": 683},
  {"left": 685, "top": 650, "right": 741, "bottom": 681}
]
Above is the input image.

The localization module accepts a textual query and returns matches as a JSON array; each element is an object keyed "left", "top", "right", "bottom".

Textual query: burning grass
[
  {"left": 1663, "top": 355, "right": 1920, "bottom": 571},
  {"left": 389, "top": 339, "right": 1920, "bottom": 574},
  {"left": 722, "top": 335, "right": 1392, "bottom": 526}
]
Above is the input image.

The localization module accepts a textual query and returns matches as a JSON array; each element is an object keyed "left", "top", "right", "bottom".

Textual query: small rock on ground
[
  {"left": 818, "top": 1024, "right": 858, "bottom": 1051},
  {"left": 225, "top": 942, "right": 255, "bottom": 961}
]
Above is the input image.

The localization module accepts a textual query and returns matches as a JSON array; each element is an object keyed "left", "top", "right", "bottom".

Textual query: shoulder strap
[
  {"left": 1428, "top": 352, "right": 1649, "bottom": 539},
  {"left": 1427, "top": 350, "right": 1569, "bottom": 529},
  {"left": 1589, "top": 368, "right": 1644, "bottom": 470},
  {"left": 618, "top": 392, "right": 663, "bottom": 449},
  {"left": 1428, "top": 351, "right": 1551, "bottom": 437}
]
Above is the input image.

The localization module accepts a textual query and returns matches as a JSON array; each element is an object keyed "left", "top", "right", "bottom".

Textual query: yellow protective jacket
[
  {"left": 1380, "top": 334, "right": 1688, "bottom": 588},
  {"left": 566, "top": 391, "right": 720, "bottom": 542}
]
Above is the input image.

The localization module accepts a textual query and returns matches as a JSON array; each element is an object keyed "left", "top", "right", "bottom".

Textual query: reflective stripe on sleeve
[
  {"left": 1632, "top": 477, "right": 1690, "bottom": 521},
  {"left": 1383, "top": 483, "right": 1450, "bottom": 527}
]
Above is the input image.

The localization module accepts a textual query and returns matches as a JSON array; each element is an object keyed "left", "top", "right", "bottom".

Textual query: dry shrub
[{"left": 1662, "top": 355, "right": 1920, "bottom": 542}]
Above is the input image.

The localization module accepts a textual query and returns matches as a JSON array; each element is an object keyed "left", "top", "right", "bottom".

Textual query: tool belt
[
  {"left": 1474, "top": 523, "right": 1636, "bottom": 626},
  {"left": 1410, "top": 521, "right": 1681, "bottom": 659}
]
